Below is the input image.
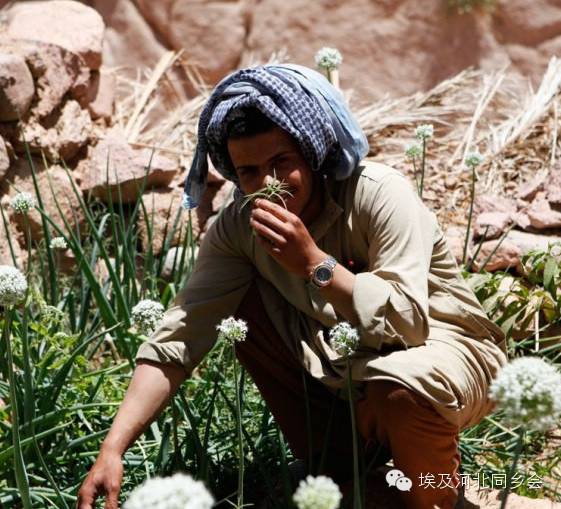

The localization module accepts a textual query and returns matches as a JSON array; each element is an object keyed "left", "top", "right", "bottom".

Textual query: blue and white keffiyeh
[{"left": 182, "top": 63, "right": 369, "bottom": 209}]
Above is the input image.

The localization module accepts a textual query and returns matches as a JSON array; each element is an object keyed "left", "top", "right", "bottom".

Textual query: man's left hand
[{"left": 250, "top": 198, "right": 326, "bottom": 279}]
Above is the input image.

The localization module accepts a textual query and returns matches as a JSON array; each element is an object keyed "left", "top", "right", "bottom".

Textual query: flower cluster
[
  {"left": 9, "top": 192, "right": 36, "bottom": 215},
  {"left": 465, "top": 150, "right": 484, "bottom": 169},
  {"left": 489, "top": 357, "right": 561, "bottom": 432},
  {"left": 405, "top": 142, "right": 422, "bottom": 160},
  {"left": 328, "top": 321, "right": 360, "bottom": 357},
  {"left": 314, "top": 47, "right": 343, "bottom": 71},
  {"left": 0, "top": 265, "right": 28, "bottom": 306},
  {"left": 549, "top": 243, "right": 561, "bottom": 262},
  {"left": 216, "top": 316, "right": 248, "bottom": 345},
  {"left": 49, "top": 236, "right": 68, "bottom": 250},
  {"left": 131, "top": 299, "right": 165, "bottom": 335},
  {"left": 293, "top": 475, "right": 342, "bottom": 509},
  {"left": 124, "top": 473, "right": 214, "bottom": 509},
  {"left": 414, "top": 124, "right": 434, "bottom": 141}
]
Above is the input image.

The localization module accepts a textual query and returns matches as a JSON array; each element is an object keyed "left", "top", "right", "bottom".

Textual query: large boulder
[
  {"left": 0, "top": 39, "right": 85, "bottom": 119},
  {"left": 16, "top": 100, "right": 92, "bottom": 162},
  {"left": 77, "top": 130, "right": 179, "bottom": 203},
  {"left": 0, "top": 52, "right": 35, "bottom": 121},
  {"left": 137, "top": 188, "right": 201, "bottom": 256},
  {"left": 135, "top": 0, "right": 247, "bottom": 86},
  {"left": 5, "top": 0, "right": 104, "bottom": 70}
]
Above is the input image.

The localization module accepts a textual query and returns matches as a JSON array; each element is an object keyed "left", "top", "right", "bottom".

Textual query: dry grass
[{"left": 109, "top": 53, "right": 561, "bottom": 231}]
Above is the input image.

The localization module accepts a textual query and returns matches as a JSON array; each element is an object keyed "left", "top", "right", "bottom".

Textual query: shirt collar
[{"left": 306, "top": 176, "right": 344, "bottom": 242}]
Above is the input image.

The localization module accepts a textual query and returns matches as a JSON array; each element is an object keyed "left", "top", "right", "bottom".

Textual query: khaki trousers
[{"left": 235, "top": 281, "right": 462, "bottom": 509}]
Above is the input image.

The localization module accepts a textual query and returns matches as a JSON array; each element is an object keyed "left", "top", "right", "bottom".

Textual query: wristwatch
[{"left": 308, "top": 255, "right": 337, "bottom": 289}]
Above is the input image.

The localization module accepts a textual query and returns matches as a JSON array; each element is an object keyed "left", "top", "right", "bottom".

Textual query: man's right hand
[
  {"left": 77, "top": 449, "right": 124, "bottom": 509},
  {"left": 74, "top": 360, "right": 187, "bottom": 508}
]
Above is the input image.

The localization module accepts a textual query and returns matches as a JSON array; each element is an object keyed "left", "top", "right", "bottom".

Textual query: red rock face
[{"left": 73, "top": 0, "right": 561, "bottom": 106}]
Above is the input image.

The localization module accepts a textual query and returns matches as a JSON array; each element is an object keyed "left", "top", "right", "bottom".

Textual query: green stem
[
  {"left": 499, "top": 429, "right": 525, "bottom": 509},
  {"left": 419, "top": 139, "right": 427, "bottom": 200},
  {"left": 3, "top": 307, "right": 33, "bottom": 509},
  {"left": 346, "top": 357, "right": 362, "bottom": 509},
  {"left": 462, "top": 166, "right": 476, "bottom": 266},
  {"left": 233, "top": 348, "right": 244, "bottom": 509}
]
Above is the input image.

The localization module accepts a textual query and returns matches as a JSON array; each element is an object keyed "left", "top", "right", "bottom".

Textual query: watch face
[{"left": 315, "top": 266, "right": 332, "bottom": 283}]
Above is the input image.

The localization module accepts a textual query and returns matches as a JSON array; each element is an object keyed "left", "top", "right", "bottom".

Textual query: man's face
[{"left": 227, "top": 126, "right": 319, "bottom": 218}]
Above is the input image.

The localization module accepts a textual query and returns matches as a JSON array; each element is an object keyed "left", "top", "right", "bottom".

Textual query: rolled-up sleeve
[
  {"left": 135, "top": 202, "right": 255, "bottom": 375},
  {"left": 352, "top": 172, "right": 436, "bottom": 351}
]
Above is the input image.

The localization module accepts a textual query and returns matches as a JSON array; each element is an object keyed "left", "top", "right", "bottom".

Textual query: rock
[
  {"left": 0, "top": 52, "right": 34, "bottom": 121},
  {"left": 5, "top": 0, "right": 104, "bottom": 70},
  {"left": 470, "top": 229, "right": 561, "bottom": 273},
  {"left": 0, "top": 195, "right": 26, "bottom": 268},
  {"left": 137, "top": 189, "right": 200, "bottom": 256},
  {"left": 527, "top": 198, "right": 561, "bottom": 229},
  {"left": 472, "top": 238, "right": 522, "bottom": 272},
  {"left": 0, "top": 39, "right": 84, "bottom": 119},
  {"left": 473, "top": 211, "right": 512, "bottom": 240},
  {"left": 78, "top": 130, "right": 178, "bottom": 203},
  {"left": 4, "top": 157, "right": 85, "bottom": 243},
  {"left": 516, "top": 173, "right": 546, "bottom": 201},
  {"left": 0, "top": 136, "right": 9, "bottom": 182},
  {"left": 473, "top": 193, "right": 517, "bottom": 217},
  {"left": 444, "top": 226, "right": 470, "bottom": 265},
  {"left": 211, "top": 180, "right": 236, "bottom": 214},
  {"left": 16, "top": 100, "right": 92, "bottom": 162},
  {"left": 545, "top": 164, "right": 561, "bottom": 206},
  {"left": 160, "top": 245, "right": 199, "bottom": 282},
  {"left": 134, "top": 0, "right": 247, "bottom": 85},
  {"left": 503, "top": 229, "right": 561, "bottom": 256},
  {"left": 84, "top": 69, "right": 115, "bottom": 120},
  {"left": 492, "top": 0, "right": 561, "bottom": 47}
]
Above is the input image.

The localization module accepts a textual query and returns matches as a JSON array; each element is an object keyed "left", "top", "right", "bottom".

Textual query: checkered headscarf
[{"left": 182, "top": 63, "right": 369, "bottom": 209}]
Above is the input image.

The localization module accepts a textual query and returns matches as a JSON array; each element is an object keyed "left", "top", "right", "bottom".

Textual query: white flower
[
  {"left": 405, "top": 142, "right": 422, "bottom": 160},
  {"left": 9, "top": 192, "right": 36, "bottom": 214},
  {"left": 549, "top": 243, "right": 561, "bottom": 261},
  {"left": 293, "top": 475, "right": 342, "bottom": 509},
  {"left": 131, "top": 299, "right": 165, "bottom": 335},
  {"left": 465, "top": 150, "right": 484, "bottom": 169},
  {"left": 124, "top": 473, "right": 214, "bottom": 509},
  {"left": 315, "top": 47, "right": 343, "bottom": 71},
  {"left": 414, "top": 124, "right": 434, "bottom": 141},
  {"left": 328, "top": 321, "right": 360, "bottom": 357},
  {"left": 0, "top": 265, "right": 28, "bottom": 306},
  {"left": 216, "top": 316, "right": 248, "bottom": 344},
  {"left": 489, "top": 357, "right": 561, "bottom": 432},
  {"left": 49, "top": 236, "right": 68, "bottom": 250}
]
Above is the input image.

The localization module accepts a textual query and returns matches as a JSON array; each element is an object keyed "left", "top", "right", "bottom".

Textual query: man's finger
[
  {"left": 76, "top": 488, "right": 95, "bottom": 509},
  {"left": 104, "top": 489, "right": 119, "bottom": 509},
  {"left": 255, "top": 198, "right": 292, "bottom": 220}
]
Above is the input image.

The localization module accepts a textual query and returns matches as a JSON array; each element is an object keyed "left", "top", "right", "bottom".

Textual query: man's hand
[
  {"left": 250, "top": 198, "right": 326, "bottom": 278},
  {"left": 76, "top": 449, "right": 123, "bottom": 509}
]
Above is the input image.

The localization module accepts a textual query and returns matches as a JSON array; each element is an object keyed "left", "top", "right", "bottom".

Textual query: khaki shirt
[{"left": 136, "top": 161, "right": 508, "bottom": 429}]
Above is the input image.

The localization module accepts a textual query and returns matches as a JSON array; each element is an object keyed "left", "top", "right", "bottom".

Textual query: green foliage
[{"left": 1, "top": 149, "right": 560, "bottom": 507}]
